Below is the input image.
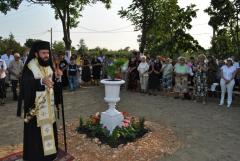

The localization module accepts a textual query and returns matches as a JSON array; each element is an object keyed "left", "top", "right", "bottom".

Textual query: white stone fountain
[{"left": 100, "top": 79, "right": 125, "bottom": 134}]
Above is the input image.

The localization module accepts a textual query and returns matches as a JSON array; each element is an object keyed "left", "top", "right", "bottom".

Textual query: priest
[{"left": 18, "top": 41, "right": 58, "bottom": 161}]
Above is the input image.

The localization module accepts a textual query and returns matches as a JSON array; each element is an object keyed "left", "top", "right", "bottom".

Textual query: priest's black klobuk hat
[{"left": 24, "top": 40, "right": 52, "bottom": 67}]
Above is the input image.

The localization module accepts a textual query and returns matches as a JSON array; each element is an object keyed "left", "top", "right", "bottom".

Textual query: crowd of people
[
  {"left": 126, "top": 52, "right": 240, "bottom": 108},
  {"left": 0, "top": 49, "right": 109, "bottom": 105},
  {"left": 0, "top": 49, "right": 239, "bottom": 108},
  {"left": 0, "top": 49, "right": 24, "bottom": 104}
]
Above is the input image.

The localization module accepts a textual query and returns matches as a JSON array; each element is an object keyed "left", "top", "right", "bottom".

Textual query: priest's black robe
[{"left": 21, "top": 67, "right": 58, "bottom": 161}]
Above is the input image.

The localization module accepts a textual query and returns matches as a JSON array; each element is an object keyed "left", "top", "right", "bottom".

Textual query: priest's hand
[{"left": 42, "top": 76, "right": 54, "bottom": 88}]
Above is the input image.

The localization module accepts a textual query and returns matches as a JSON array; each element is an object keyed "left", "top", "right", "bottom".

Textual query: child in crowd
[{"left": 68, "top": 56, "right": 78, "bottom": 91}]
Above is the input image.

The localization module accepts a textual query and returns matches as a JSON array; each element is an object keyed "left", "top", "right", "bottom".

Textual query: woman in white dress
[
  {"left": 137, "top": 56, "right": 149, "bottom": 93},
  {"left": 219, "top": 58, "right": 237, "bottom": 108}
]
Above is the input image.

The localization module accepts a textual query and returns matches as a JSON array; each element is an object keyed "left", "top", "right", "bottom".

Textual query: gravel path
[{"left": 0, "top": 86, "right": 240, "bottom": 161}]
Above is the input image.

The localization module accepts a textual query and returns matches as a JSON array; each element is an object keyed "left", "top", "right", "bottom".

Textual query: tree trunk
[
  {"left": 139, "top": 22, "right": 147, "bottom": 53},
  {"left": 54, "top": 2, "right": 72, "bottom": 51},
  {"left": 63, "top": 25, "right": 71, "bottom": 51},
  {"left": 230, "top": 20, "right": 238, "bottom": 54},
  {"left": 65, "top": 0, "right": 71, "bottom": 51},
  {"left": 64, "top": 37, "right": 71, "bottom": 51},
  {"left": 29, "top": 1, "right": 72, "bottom": 51},
  {"left": 236, "top": 11, "right": 239, "bottom": 56},
  {"left": 61, "top": 20, "right": 71, "bottom": 51}
]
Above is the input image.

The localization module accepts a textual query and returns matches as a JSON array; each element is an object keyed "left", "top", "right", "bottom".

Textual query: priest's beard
[{"left": 38, "top": 57, "right": 50, "bottom": 67}]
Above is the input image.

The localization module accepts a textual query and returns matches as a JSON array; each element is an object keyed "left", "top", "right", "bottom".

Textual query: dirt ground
[{"left": 0, "top": 86, "right": 240, "bottom": 161}]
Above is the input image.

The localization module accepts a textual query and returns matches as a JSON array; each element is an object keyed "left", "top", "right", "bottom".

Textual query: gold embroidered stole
[{"left": 28, "top": 59, "right": 57, "bottom": 156}]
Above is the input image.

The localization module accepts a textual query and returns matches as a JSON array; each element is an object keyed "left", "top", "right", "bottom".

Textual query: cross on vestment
[{"left": 45, "top": 127, "right": 50, "bottom": 134}]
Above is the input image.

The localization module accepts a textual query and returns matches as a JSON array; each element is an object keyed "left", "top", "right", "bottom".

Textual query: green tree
[
  {"left": 205, "top": 0, "right": 240, "bottom": 57},
  {"left": 119, "top": 0, "right": 203, "bottom": 57},
  {"left": 123, "top": 46, "right": 130, "bottom": 51},
  {"left": 77, "top": 39, "right": 88, "bottom": 55},
  {"left": 0, "top": 33, "right": 25, "bottom": 54},
  {"left": 210, "top": 29, "right": 235, "bottom": 58},
  {"left": 119, "top": 0, "right": 158, "bottom": 53},
  {"left": 146, "top": 0, "right": 203, "bottom": 58},
  {"left": 52, "top": 41, "right": 65, "bottom": 53},
  {"left": 88, "top": 47, "right": 108, "bottom": 57},
  {"left": 0, "top": 0, "right": 21, "bottom": 14},
  {"left": 27, "top": 0, "right": 111, "bottom": 51},
  {"left": 1, "top": 0, "right": 111, "bottom": 50},
  {"left": 205, "top": 0, "right": 235, "bottom": 35},
  {"left": 24, "top": 38, "right": 41, "bottom": 48}
]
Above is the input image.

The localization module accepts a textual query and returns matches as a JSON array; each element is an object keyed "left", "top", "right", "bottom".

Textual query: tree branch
[
  {"left": 27, "top": 0, "right": 50, "bottom": 5},
  {"left": 53, "top": 3, "right": 64, "bottom": 22}
]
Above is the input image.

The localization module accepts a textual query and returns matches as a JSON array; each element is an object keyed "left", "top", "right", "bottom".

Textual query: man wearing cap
[
  {"left": 18, "top": 41, "right": 59, "bottom": 161},
  {"left": 8, "top": 52, "right": 24, "bottom": 101}
]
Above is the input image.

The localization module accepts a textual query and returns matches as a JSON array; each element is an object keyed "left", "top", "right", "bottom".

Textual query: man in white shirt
[
  {"left": 0, "top": 58, "right": 7, "bottom": 105},
  {"left": 1, "top": 49, "right": 14, "bottom": 89},
  {"left": 8, "top": 53, "right": 24, "bottom": 100},
  {"left": 1, "top": 49, "right": 14, "bottom": 67}
]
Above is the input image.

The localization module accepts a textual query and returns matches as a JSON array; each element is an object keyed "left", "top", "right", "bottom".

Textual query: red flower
[
  {"left": 123, "top": 119, "right": 130, "bottom": 123},
  {"left": 121, "top": 112, "right": 129, "bottom": 119},
  {"left": 123, "top": 118, "right": 130, "bottom": 128},
  {"left": 90, "top": 113, "right": 100, "bottom": 125},
  {"left": 123, "top": 122, "right": 130, "bottom": 128}
]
